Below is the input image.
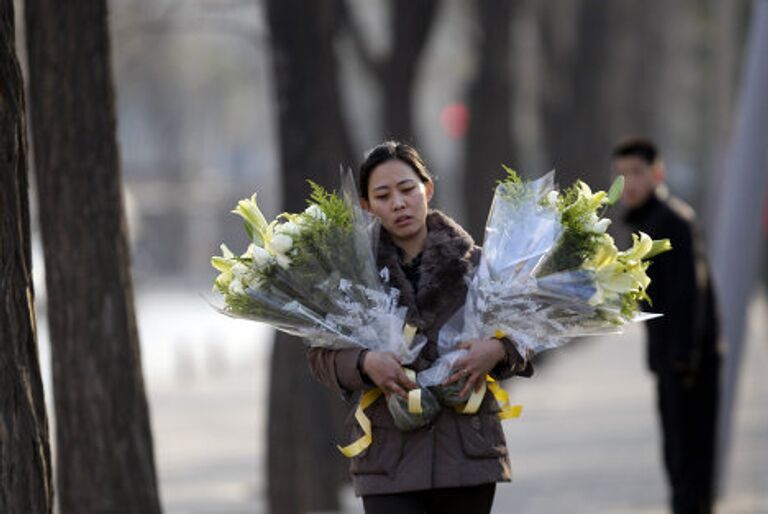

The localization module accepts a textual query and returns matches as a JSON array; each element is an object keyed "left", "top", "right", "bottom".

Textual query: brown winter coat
[{"left": 307, "top": 210, "right": 532, "bottom": 496}]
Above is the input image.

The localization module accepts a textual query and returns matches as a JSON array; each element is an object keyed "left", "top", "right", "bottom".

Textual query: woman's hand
[
  {"left": 443, "top": 339, "right": 506, "bottom": 398},
  {"left": 362, "top": 351, "right": 418, "bottom": 400}
]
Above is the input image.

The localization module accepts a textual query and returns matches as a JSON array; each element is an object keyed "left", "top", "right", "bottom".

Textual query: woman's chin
[{"left": 388, "top": 224, "right": 422, "bottom": 240}]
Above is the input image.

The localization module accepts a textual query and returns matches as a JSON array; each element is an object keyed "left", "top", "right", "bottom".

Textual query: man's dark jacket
[{"left": 624, "top": 188, "right": 720, "bottom": 375}]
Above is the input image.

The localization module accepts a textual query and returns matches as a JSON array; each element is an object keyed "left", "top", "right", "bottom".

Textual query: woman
[{"left": 307, "top": 141, "right": 532, "bottom": 514}]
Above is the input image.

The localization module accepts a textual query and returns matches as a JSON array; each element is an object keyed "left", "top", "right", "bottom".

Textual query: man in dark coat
[{"left": 612, "top": 137, "right": 721, "bottom": 514}]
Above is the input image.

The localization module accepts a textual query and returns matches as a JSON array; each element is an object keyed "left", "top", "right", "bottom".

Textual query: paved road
[{"left": 148, "top": 295, "right": 768, "bottom": 514}]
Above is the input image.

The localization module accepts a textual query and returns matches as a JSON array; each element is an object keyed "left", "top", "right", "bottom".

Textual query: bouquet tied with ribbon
[
  {"left": 419, "top": 169, "right": 671, "bottom": 393},
  {"left": 211, "top": 171, "right": 441, "bottom": 450}
]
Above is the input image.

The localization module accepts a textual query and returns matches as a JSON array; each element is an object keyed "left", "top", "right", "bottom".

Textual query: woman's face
[{"left": 362, "top": 159, "right": 433, "bottom": 241}]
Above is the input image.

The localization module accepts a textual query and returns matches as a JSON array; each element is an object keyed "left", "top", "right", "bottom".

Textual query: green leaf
[
  {"left": 607, "top": 176, "right": 624, "bottom": 205},
  {"left": 500, "top": 165, "right": 521, "bottom": 185}
]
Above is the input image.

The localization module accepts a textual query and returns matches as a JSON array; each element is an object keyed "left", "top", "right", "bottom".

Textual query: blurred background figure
[{"left": 613, "top": 138, "right": 722, "bottom": 514}]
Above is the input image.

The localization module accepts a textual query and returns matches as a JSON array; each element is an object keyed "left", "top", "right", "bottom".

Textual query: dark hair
[
  {"left": 611, "top": 137, "right": 660, "bottom": 165},
  {"left": 359, "top": 141, "right": 432, "bottom": 199}
]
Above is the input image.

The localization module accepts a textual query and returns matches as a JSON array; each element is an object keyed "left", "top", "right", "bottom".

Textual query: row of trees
[{"left": 1, "top": 0, "right": 160, "bottom": 512}]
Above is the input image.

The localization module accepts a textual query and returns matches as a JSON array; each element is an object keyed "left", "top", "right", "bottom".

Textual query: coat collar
[{"left": 377, "top": 210, "right": 477, "bottom": 329}]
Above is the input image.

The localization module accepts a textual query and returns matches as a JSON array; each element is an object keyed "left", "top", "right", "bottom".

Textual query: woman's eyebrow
[{"left": 373, "top": 179, "right": 415, "bottom": 192}]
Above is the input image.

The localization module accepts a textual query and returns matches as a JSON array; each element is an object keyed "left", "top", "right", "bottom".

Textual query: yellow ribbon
[
  {"left": 455, "top": 376, "right": 523, "bottom": 420},
  {"left": 404, "top": 368, "right": 423, "bottom": 414},
  {"left": 402, "top": 323, "right": 418, "bottom": 348},
  {"left": 487, "top": 376, "right": 523, "bottom": 419},
  {"left": 456, "top": 380, "right": 487, "bottom": 414},
  {"left": 336, "top": 388, "right": 382, "bottom": 458},
  {"left": 338, "top": 324, "right": 420, "bottom": 458},
  {"left": 338, "top": 324, "right": 522, "bottom": 458}
]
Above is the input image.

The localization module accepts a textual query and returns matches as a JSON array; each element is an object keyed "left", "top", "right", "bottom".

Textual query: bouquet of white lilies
[
  {"left": 419, "top": 168, "right": 671, "bottom": 388},
  {"left": 211, "top": 172, "right": 426, "bottom": 363}
]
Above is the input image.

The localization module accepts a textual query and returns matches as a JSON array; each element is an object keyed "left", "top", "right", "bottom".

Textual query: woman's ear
[
  {"left": 425, "top": 180, "right": 435, "bottom": 203},
  {"left": 360, "top": 197, "right": 371, "bottom": 212}
]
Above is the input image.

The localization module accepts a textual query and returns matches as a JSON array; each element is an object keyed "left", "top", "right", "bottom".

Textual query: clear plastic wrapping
[
  {"left": 420, "top": 171, "right": 669, "bottom": 387},
  {"left": 211, "top": 169, "right": 426, "bottom": 365}
]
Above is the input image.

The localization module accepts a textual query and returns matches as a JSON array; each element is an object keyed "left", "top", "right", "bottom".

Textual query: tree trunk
[
  {"left": 0, "top": 2, "right": 53, "bottom": 512},
  {"left": 264, "top": 1, "right": 354, "bottom": 512},
  {"left": 462, "top": 0, "right": 516, "bottom": 242},
  {"left": 341, "top": 0, "right": 441, "bottom": 144},
  {"left": 537, "top": 0, "right": 665, "bottom": 189},
  {"left": 23, "top": 2, "right": 162, "bottom": 513},
  {"left": 381, "top": 0, "right": 441, "bottom": 142}
]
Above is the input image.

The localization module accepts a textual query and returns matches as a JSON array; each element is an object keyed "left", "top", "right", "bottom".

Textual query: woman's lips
[{"left": 394, "top": 215, "right": 412, "bottom": 227}]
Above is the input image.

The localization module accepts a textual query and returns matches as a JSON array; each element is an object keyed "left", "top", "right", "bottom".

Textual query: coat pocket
[
  {"left": 455, "top": 413, "right": 508, "bottom": 459},
  {"left": 345, "top": 400, "right": 404, "bottom": 477}
]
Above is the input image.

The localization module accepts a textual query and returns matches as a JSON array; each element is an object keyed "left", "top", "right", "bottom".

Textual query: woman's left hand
[{"left": 443, "top": 339, "right": 506, "bottom": 398}]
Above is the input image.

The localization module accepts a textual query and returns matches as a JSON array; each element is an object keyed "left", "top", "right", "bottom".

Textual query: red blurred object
[
  {"left": 440, "top": 102, "right": 470, "bottom": 139},
  {"left": 763, "top": 191, "right": 768, "bottom": 236}
]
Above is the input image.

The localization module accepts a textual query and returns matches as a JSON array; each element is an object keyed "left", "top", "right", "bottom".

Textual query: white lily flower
[
  {"left": 271, "top": 234, "right": 293, "bottom": 254},
  {"left": 620, "top": 232, "right": 653, "bottom": 262},
  {"left": 231, "top": 262, "right": 249, "bottom": 279},
  {"left": 275, "top": 253, "right": 292, "bottom": 269},
  {"left": 586, "top": 237, "right": 617, "bottom": 269},
  {"left": 276, "top": 220, "right": 302, "bottom": 236},
  {"left": 597, "top": 268, "right": 636, "bottom": 294},
  {"left": 251, "top": 244, "right": 272, "bottom": 268},
  {"left": 228, "top": 278, "right": 245, "bottom": 296},
  {"left": 232, "top": 194, "right": 268, "bottom": 238},
  {"left": 304, "top": 203, "right": 327, "bottom": 221},
  {"left": 211, "top": 256, "right": 235, "bottom": 274},
  {"left": 592, "top": 218, "right": 611, "bottom": 233},
  {"left": 240, "top": 244, "right": 254, "bottom": 259},
  {"left": 546, "top": 190, "right": 559, "bottom": 205},
  {"left": 219, "top": 243, "right": 235, "bottom": 259}
]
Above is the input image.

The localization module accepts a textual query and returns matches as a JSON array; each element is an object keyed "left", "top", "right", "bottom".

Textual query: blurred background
[{"left": 12, "top": 0, "right": 767, "bottom": 513}]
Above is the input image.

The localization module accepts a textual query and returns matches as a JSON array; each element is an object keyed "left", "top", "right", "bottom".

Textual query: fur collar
[{"left": 377, "top": 210, "right": 477, "bottom": 330}]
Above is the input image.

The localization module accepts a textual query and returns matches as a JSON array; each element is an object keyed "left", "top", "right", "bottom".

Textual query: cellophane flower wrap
[
  {"left": 211, "top": 171, "right": 427, "bottom": 366},
  {"left": 419, "top": 169, "right": 671, "bottom": 388}
]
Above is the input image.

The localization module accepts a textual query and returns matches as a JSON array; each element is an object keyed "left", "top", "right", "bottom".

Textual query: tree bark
[
  {"left": 264, "top": 1, "right": 354, "bottom": 512},
  {"left": 0, "top": 2, "right": 54, "bottom": 512},
  {"left": 341, "top": 0, "right": 441, "bottom": 143},
  {"left": 381, "top": 0, "right": 441, "bottom": 142},
  {"left": 23, "top": 2, "right": 162, "bottom": 513},
  {"left": 462, "top": 0, "right": 516, "bottom": 242},
  {"left": 537, "top": 0, "right": 665, "bottom": 189}
]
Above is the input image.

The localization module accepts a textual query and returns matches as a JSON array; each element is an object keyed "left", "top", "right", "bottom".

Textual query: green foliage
[
  {"left": 496, "top": 164, "right": 530, "bottom": 202},
  {"left": 499, "top": 165, "right": 522, "bottom": 187},
  {"left": 537, "top": 230, "right": 599, "bottom": 277},
  {"left": 559, "top": 182, "right": 594, "bottom": 228},
  {"left": 307, "top": 180, "right": 352, "bottom": 227},
  {"left": 537, "top": 180, "right": 602, "bottom": 276}
]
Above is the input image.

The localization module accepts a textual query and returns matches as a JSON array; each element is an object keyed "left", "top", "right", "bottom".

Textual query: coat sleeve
[
  {"left": 489, "top": 336, "right": 534, "bottom": 380},
  {"left": 306, "top": 346, "right": 370, "bottom": 396}
]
